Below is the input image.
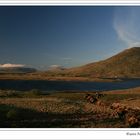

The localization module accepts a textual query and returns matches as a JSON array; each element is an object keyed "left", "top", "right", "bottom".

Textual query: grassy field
[{"left": 0, "top": 87, "right": 140, "bottom": 128}]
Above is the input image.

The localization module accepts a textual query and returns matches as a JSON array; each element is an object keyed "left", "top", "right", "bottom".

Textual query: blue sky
[{"left": 0, "top": 6, "right": 139, "bottom": 70}]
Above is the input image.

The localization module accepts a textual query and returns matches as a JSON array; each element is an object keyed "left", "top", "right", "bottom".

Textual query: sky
[{"left": 0, "top": 6, "right": 140, "bottom": 70}]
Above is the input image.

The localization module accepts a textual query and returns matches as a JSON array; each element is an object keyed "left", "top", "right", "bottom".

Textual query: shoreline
[{"left": 0, "top": 74, "right": 140, "bottom": 82}]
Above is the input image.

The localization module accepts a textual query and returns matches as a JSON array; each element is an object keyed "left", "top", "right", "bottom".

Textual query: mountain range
[
  {"left": 0, "top": 47, "right": 140, "bottom": 78},
  {"left": 0, "top": 67, "right": 37, "bottom": 73}
]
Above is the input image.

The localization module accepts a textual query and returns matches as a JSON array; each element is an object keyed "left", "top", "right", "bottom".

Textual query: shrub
[
  {"left": 23, "top": 89, "right": 42, "bottom": 97},
  {"left": 6, "top": 109, "right": 19, "bottom": 120},
  {"left": 29, "top": 89, "right": 42, "bottom": 95}
]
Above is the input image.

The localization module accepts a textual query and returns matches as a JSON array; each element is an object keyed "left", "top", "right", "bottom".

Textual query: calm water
[{"left": 0, "top": 79, "right": 140, "bottom": 91}]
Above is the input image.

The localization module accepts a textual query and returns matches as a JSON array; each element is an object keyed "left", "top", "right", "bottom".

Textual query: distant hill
[
  {"left": 48, "top": 65, "right": 66, "bottom": 71},
  {"left": 0, "top": 67, "right": 37, "bottom": 73},
  {"left": 0, "top": 47, "right": 139, "bottom": 80},
  {"left": 59, "top": 47, "right": 140, "bottom": 78}
]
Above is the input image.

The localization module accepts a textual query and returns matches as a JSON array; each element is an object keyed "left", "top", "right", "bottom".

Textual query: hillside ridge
[{"left": 59, "top": 47, "right": 140, "bottom": 78}]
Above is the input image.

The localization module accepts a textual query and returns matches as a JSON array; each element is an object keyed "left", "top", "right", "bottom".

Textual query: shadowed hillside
[{"left": 0, "top": 67, "right": 37, "bottom": 74}]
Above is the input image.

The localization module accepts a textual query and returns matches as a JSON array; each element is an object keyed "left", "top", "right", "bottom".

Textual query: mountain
[
  {"left": 0, "top": 67, "right": 37, "bottom": 73},
  {"left": 62, "top": 47, "right": 140, "bottom": 78}
]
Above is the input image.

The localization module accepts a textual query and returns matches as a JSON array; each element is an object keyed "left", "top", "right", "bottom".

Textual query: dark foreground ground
[{"left": 0, "top": 87, "right": 140, "bottom": 128}]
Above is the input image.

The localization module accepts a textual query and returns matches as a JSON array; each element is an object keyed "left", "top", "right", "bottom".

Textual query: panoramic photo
[{"left": 0, "top": 6, "right": 140, "bottom": 128}]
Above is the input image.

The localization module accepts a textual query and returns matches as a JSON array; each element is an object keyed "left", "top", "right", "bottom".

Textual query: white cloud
[
  {"left": 114, "top": 7, "right": 140, "bottom": 47},
  {"left": 0, "top": 63, "right": 25, "bottom": 68}
]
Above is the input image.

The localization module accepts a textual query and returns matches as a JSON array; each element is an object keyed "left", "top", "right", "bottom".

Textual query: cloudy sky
[{"left": 0, "top": 6, "right": 139, "bottom": 70}]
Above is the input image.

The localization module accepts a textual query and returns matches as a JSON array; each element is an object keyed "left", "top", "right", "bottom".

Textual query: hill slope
[{"left": 62, "top": 47, "right": 140, "bottom": 78}]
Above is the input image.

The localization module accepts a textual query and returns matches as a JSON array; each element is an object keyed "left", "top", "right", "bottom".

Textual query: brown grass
[{"left": 0, "top": 87, "right": 139, "bottom": 128}]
